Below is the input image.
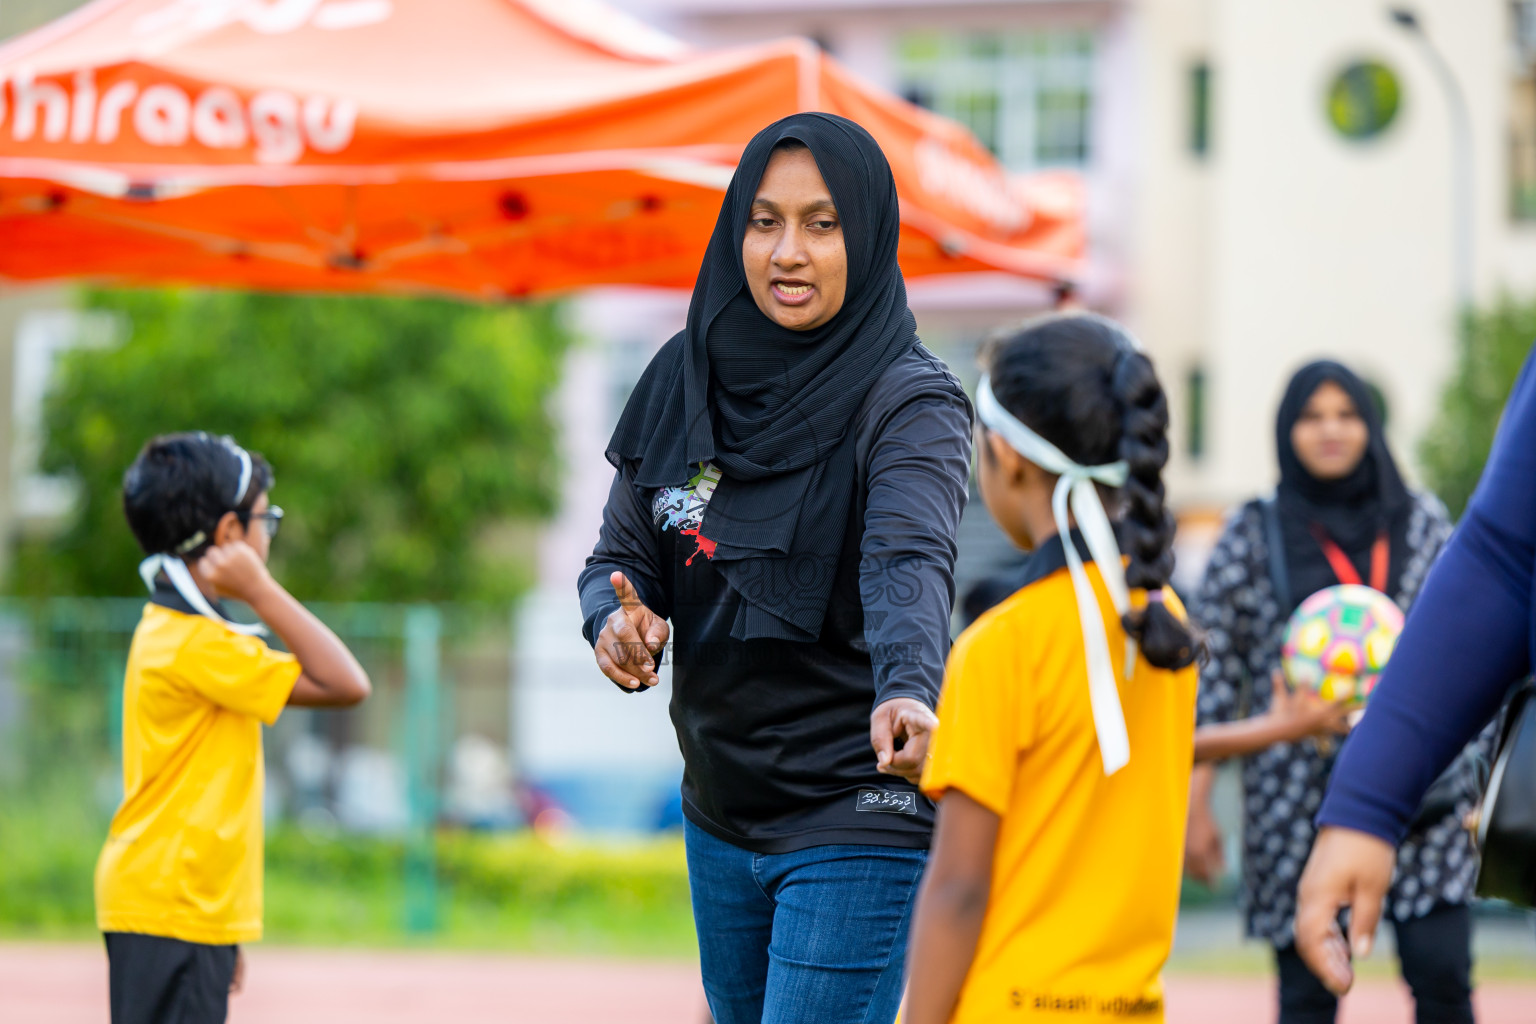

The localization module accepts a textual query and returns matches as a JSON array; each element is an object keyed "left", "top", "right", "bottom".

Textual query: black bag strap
[
  {"left": 1262, "top": 495, "right": 1291, "bottom": 613},
  {"left": 1475, "top": 679, "right": 1536, "bottom": 907}
]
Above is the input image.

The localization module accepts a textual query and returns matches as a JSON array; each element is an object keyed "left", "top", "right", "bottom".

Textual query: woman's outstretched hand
[
  {"left": 594, "top": 571, "right": 670, "bottom": 691},
  {"left": 871, "top": 697, "right": 939, "bottom": 784},
  {"left": 1294, "top": 825, "right": 1396, "bottom": 995}
]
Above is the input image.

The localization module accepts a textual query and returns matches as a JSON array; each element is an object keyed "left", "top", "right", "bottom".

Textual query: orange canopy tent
[{"left": 0, "top": 0, "right": 1083, "bottom": 299}]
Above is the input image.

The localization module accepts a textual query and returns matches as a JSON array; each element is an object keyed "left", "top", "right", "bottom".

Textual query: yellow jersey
[
  {"left": 96, "top": 595, "right": 300, "bottom": 944},
  {"left": 921, "top": 538, "right": 1196, "bottom": 1023}
]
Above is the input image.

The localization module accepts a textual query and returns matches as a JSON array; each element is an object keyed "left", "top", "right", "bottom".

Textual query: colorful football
[{"left": 1281, "top": 584, "right": 1405, "bottom": 705}]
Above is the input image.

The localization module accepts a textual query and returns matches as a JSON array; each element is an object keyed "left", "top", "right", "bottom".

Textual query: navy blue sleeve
[
  {"left": 578, "top": 466, "right": 671, "bottom": 650},
  {"left": 858, "top": 384, "right": 973, "bottom": 710},
  {"left": 1317, "top": 347, "right": 1536, "bottom": 842}
]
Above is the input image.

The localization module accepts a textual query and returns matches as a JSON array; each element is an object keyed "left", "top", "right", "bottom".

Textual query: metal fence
[{"left": 0, "top": 597, "right": 514, "bottom": 933}]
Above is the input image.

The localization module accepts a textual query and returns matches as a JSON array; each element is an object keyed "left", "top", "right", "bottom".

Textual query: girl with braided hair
[{"left": 904, "top": 313, "right": 1197, "bottom": 1024}]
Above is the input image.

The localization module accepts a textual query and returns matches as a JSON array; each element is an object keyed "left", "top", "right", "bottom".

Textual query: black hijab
[
  {"left": 606, "top": 113, "right": 920, "bottom": 641},
  {"left": 1274, "top": 360, "right": 1413, "bottom": 610}
]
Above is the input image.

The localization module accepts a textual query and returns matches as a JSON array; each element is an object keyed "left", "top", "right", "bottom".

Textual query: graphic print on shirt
[{"left": 653, "top": 462, "right": 723, "bottom": 566}]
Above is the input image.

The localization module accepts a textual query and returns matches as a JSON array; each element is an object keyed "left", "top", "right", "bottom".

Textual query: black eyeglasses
[{"left": 236, "top": 505, "right": 284, "bottom": 540}]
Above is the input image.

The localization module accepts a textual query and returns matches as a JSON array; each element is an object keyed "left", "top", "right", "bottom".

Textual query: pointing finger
[{"left": 611, "top": 571, "right": 641, "bottom": 608}]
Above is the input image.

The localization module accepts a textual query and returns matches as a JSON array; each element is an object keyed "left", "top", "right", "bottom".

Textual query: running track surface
[{"left": 2, "top": 943, "right": 1532, "bottom": 1023}]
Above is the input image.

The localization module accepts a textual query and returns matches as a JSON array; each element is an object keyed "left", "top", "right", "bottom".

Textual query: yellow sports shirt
[
  {"left": 96, "top": 598, "right": 300, "bottom": 944},
  {"left": 922, "top": 542, "right": 1196, "bottom": 1023}
]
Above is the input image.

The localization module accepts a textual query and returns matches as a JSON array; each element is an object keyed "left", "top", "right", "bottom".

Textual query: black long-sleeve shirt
[{"left": 579, "top": 343, "right": 972, "bottom": 853}]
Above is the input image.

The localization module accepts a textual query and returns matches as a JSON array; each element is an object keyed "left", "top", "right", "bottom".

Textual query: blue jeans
[{"left": 684, "top": 819, "right": 927, "bottom": 1024}]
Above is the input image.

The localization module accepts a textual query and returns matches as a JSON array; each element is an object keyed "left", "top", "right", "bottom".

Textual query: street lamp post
[{"left": 1390, "top": 7, "right": 1475, "bottom": 315}]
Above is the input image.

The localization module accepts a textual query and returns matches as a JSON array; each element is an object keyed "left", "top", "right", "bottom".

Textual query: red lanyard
[{"left": 1311, "top": 526, "right": 1390, "bottom": 592}]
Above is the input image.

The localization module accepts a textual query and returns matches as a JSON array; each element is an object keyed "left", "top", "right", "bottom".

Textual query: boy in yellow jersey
[
  {"left": 904, "top": 315, "right": 1198, "bottom": 1024},
  {"left": 97, "top": 432, "right": 371, "bottom": 1024}
]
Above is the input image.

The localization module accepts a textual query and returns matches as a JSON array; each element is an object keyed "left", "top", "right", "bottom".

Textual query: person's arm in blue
[
  {"left": 859, "top": 380, "right": 973, "bottom": 783},
  {"left": 1316, "top": 353, "right": 1536, "bottom": 841},
  {"left": 1297, "top": 344, "right": 1536, "bottom": 995},
  {"left": 578, "top": 465, "right": 672, "bottom": 692}
]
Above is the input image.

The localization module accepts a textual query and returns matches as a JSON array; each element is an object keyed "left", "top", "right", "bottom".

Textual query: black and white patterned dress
[{"left": 1193, "top": 491, "right": 1491, "bottom": 947}]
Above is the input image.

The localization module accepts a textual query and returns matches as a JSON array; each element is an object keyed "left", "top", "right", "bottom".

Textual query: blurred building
[
  {"left": 7, "top": 0, "right": 1536, "bottom": 826},
  {"left": 0, "top": 0, "right": 101, "bottom": 579},
  {"left": 524, "top": 0, "right": 1536, "bottom": 803},
  {"left": 600, "top": 0, "right": 1536, "bottom": 561}
]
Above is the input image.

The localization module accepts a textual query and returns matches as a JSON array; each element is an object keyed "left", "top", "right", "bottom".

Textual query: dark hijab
[
  {"left": 606, "top": 113, "right": 920, "bottom": 641},
  {"left": 1274, "top": 360, "right": 1413, "bottom": 610}
]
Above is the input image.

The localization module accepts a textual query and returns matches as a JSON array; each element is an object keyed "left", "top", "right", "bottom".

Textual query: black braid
[
  {"left": 984, "top": 312, "right": 1197, "bottom": 670},
  {"left": 1110, "top": 349, "right": 1196, "bottom": 668}
]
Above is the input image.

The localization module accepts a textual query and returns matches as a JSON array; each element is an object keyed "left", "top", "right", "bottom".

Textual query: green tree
[
  {"left": 1420, "top": 299, "right": 1536, "bottom": 519},
  {"left": 16, "top": 289, "right": 570, "bottom": 602}
]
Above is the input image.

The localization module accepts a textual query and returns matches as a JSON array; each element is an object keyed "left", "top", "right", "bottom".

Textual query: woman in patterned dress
[{"left": 1185, "top": 361, "right": 1487, "bottom": 1024}]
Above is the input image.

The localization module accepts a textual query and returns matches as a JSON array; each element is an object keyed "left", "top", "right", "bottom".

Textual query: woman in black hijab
[
  {"left": 1186, "top": 361, "right": 1485, "bottom": 1024},
  {"left": 578, "top": 113, "right": 972, "bottom": 1024},
  {"left": 1271, "top": 362, "right": 1412, "bottom": 608}
]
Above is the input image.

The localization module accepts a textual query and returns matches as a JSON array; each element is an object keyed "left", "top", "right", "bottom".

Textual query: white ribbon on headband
[
  {"left": 137, "top": 439, "right": 265, "bottom": 636},
  {"left": 139, "top": 554, "right": 266, "bottom": 636},
  {"left": 976, "top": 375, "right": 1134, "bottom": 775},
  {"left": 231, "top": 445, "right": 253, "bottom": 509}
]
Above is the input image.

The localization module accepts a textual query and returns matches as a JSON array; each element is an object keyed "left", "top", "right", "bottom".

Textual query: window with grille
[
  {"left": 1185, "top": 366, "right": 1207, "bottom": 461},
  {"left": 897, "top": 29, "right": 1096, "bottom": 172},
  {"left": 1189, "top": 62, "right": 1212, "bottom": 157},
  {"left": 1512, "top": 3, "right": 1536, "bottom": 219}
]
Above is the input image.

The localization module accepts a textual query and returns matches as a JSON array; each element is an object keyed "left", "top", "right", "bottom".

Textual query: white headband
[
  {"left": 137, "top": 438, "right": 265, "bottom": 636},
  {"left": 139, "top": 554, "right": 266, "bottom": 636},
  {"left": 976, "top": 375, "right": 1133, "bottom": 775},
  {"left": 230, "top": 443, "right": 253, "bottom": 508}
]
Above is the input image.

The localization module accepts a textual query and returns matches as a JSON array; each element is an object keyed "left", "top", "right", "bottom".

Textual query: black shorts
[{"left": 104, "top": 932, "right": 238, "bottom": 1024}]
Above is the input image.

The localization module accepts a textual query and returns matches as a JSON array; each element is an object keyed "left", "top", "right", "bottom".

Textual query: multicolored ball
[{"left": 1281, "top": 584, "right": 1405, "bottom": 705}]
